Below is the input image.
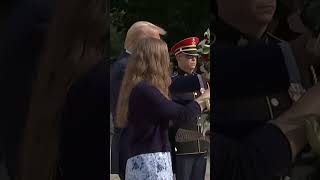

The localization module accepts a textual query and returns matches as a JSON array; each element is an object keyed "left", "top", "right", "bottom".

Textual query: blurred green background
[{"left": 110, "top": 0, "right": 210, "bottom": 61}]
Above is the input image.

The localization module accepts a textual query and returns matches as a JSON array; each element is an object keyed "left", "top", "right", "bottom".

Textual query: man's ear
[
  {"left": 175, "top": 54, "right": 180, "bottom": 62},
  {"left": 176, "top": 53, "right": 184, "bottom": 60}
]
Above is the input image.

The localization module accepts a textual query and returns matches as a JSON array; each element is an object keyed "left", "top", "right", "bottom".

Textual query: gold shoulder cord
[
  {"left": 310, "top": 65, "right": 318, "bottom": 85},
  {"left": 266, "top": 96, "right": 274, "bottom": 120}
]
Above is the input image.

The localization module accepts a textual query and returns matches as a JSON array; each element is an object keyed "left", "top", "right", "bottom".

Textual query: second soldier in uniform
[{"left": 169, "top": 37, "right": 209, "bottom": 180}]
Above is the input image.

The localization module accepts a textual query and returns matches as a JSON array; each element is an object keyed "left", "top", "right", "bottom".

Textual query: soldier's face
[
  {"left": 176, "top": 53, "right": 197, "bottom": 73},
  {"left": 217, "top": 0, "right": 276, "bottom": 25}
]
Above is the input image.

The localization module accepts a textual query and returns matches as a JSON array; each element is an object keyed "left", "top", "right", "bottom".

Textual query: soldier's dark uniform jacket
[
  {"left": 212, "top": 18, "right": 320, "bottom": 179},
  {"left": 168, "top": 36, "right": 209, "bottom": 179},
  {"left": 212, "top": 19, "right": 306, "bottom": 136},
  {"left": 170, "top": 67, "right": 209, "bottom": 155}
]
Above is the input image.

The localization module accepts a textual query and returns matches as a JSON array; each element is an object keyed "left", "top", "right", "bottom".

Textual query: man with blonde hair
[
  {"left": 124, "top": 21, "right": 167, "bottom": 53},
  {"left": 110, "top": 21, "right": 166, "bottom": 123},
  {"left": 110, "top": 21, "right": 209, "bottom": 179}
]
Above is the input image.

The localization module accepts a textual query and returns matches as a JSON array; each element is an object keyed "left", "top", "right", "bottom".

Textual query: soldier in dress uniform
[
  {"left": 211, "top": 0, "right": 316, "bottom": 179},
  {"left": 169, "top": 37, "right": 210, "bottom": 180},
  {"left": 212, "top": 0, "right": 307, "bottom": 137}
]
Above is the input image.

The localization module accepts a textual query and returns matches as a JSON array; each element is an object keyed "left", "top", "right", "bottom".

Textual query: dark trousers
[
  {"left": 175, "top": 153, "right": 207, "bottom": 180},
  {"left": 119, "top": 173, "right": 125, "bottom": 180},
  {"left": 111, "top": 127, "right": 126, "bottom": 180},
  {"left": 111, "top": 128, "right": 122, "bottom": 174}
]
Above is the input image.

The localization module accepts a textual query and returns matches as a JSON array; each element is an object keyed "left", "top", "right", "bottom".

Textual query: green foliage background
[
  {"left": 110, "top": 0, "right": 320, "bottom": 61},
  {"left": 2, "top": 0, "right": 319, "bottom": 60},
  {"left": 0, "top": 1, "right": 11, "bottom": 28},
  {"left": 110, "top": 0, "right": 210, "bottom": 61}
]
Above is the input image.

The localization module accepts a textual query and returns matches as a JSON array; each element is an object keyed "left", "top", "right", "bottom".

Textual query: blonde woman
[{"left": 115, "top": 37, "right": 209, "bottom": 180}]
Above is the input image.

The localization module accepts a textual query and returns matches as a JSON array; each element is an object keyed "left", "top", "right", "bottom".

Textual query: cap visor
[{"left": 181, "top": 51, "right": 199, "bottom": 56}]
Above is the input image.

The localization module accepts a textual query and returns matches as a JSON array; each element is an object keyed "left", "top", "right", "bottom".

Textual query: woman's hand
[
  {"left": 198, "top": 83, "right": 210, "bottom": 101},
  {"left": 195, "top": 84, "right": 210, "bottom": 111}
]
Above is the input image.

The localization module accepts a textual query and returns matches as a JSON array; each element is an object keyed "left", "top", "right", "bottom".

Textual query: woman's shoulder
[{"left": 131, "top": 81, "right": 160, "bottom": 98}]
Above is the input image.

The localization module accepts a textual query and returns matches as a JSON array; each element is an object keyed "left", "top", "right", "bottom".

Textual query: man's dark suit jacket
[{"left": 212, "top": 44, "right": 293, "bottom": 180}]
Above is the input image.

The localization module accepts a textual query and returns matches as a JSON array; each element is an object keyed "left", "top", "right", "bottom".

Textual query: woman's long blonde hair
[{"left": 115, "top": 38, "right": 171, "bottom": 128}]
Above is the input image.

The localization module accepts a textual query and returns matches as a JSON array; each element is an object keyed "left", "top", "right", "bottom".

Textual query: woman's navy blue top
[{"left": 119, "top": 81, "right": 201, "bottom": 173}]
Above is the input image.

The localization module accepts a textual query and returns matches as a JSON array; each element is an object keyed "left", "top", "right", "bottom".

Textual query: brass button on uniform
[
  {"left": 200, "top": 88, "right": 205, "bottom": 94},
  {"left": 237, "top": 36, "right": 248, "bottom": 46},
  {"left": 270, "top": 98, "right": 279, "bottom": 107}
]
